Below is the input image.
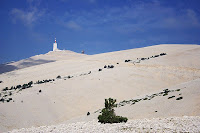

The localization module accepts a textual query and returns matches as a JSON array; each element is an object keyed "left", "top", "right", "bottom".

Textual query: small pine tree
[{"left": 98, "top": 98, "right": 128, "bottom": 124}]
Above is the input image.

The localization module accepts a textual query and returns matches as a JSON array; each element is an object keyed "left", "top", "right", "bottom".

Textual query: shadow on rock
[{"left": 0, "top": 59, "right": 55, "bottom": 74}]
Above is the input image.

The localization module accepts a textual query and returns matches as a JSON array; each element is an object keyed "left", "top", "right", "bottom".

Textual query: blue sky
[{"left": 0, "top": 0, "right": 200, "bottom": 63}]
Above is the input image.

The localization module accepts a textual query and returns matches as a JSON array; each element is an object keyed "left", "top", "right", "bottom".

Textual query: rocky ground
[{"left": 7, "top": 116, "right": 200, "bottom": 133}]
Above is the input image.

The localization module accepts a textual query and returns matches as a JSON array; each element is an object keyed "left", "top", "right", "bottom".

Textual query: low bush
[
  {"left": 0, "top": 98, "right": 4, "bottom": 102},
  {"left": 2, "top": 87, "right": 8, "bottom": 91},
  {"left": 28, "top": 81, "right": 33, "bottom": 86},
  {"left": 125, "top": 60, "right": 131, "bottom": 62},
  {"left": 36, "top": 79, "right": 54, "bottom": 84},
  {"left": 57, "top": 75, "right": 61, "bottom": 79},
  {"left": 108, "top": 65, "right": 114, "bottom": 68},
  {"left": 168, "top": 96, "right": 175, "bottom": 99},
  {"left": 21, "top": 83, "right": 32, "bottom": 89},
  {"left": 87, "top": 112, "right": 90, "bottom": 116},
  {"left": 176, "top": 97, "right": 183, "bottom": 100},
  {"left": 160, "top": 53, "right": 167, "bottom": 56},
  {"left": 67, "top": 76, "right": 72, "bottom": 79},
  {"left": 16, "top": 85, "right": 21, "bottom": 89},
  {"left": 98, "top": 98, "right": 128, "bottom": 124},
  {"left": 163, "top": 93, "right": 168, "bottom": 96}
]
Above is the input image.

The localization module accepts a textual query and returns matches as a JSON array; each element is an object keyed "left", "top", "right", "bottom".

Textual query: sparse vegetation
[
  {"left": 56, "top": 75, "right": 61, "bottom": 79},
  {"left": 163, "top": 93, "right": 168, "bottom": 96},
  {"left": 21, "top": 81, "right": 33, "bottom": 89},
  {"left": 0, "top": 64, "right": 118, "bottom": 104},
  {"left": 0, "top": 81, "right": 35, "bottom": 103},
  {"left": 176, "top": 97, "right": 183, "bottom": 100},
  {"left": 125, "top": 60, "right": 131, "bottom": 62},
  {"left": 117, "top": 88, "right": 183, "bottom": 107},
  {"left": 98, "top": 98, "right": 128, "bottom": 123},
  {"left": 80, "top": 71, "right": 91, "bottom": 76},
  {"left": 67, "top": 75, "right": 72, "bottom": 79},
  {"left": 16, "top": 85, "right": 22, "bottom": 89},
  {"left": 2, "top": 87, "right": 8, "bottom": 91},
  {"left": 125, "top": 53, "right": 167, "bottom": 64},
  {"left": 168, "top": 96, "right": 175, "bottom": 99},
  {"left": 28, "top": 81, "right": 33, "bottom": 86},
  {"left": 160, "top": 53, "right": 167, "bottom": 56},
  {"left": 6, "top": 98, "right": 12, "bottom": 102},
  {"left": 35, "top": 79, "right": 54, "bottom": 84},
  {"left": 143, "top": 97, "right": 148, "bottom": 100},
  {"left": 108, "top": 65, "right": 114, "bottom": 68},
  {"left": 0, "top": 98, "right": 4, "bottom": 102},
  {"left": 103, "top": 65, "right": 115, "bottom": 69}
]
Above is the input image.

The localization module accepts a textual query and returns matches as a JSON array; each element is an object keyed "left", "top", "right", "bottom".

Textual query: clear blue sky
[{"left": 0, "top": 0, "right": 200, "bottom": 63}]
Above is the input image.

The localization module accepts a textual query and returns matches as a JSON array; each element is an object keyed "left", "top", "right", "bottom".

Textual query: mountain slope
[
  {"left": 0, "top": 44, "right": 200, "bottom": 132},
  {"left": 0, "top": 50, "right": 86, "bottom": 74}
]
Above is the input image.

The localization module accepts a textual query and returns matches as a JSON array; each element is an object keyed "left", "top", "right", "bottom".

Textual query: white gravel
[{"left": 7, "top": 116, "right": 200, "bottom": 133}]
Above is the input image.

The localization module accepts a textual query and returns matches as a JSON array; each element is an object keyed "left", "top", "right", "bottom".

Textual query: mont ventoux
[{"left": 0, "top": 40, "right": 200, "bottom": 132}]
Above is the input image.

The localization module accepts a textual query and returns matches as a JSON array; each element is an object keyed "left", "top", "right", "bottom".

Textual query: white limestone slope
[
  {"left": 0, "top": 44, "right": 200, "bottom": 132},
  {"left": 0, "top": 50, "right": 86, "bottom": 74}
]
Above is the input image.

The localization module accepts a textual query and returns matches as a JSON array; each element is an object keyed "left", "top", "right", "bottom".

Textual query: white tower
[{"left": 53, "top": 38, "right": 58, "bottom": 51}]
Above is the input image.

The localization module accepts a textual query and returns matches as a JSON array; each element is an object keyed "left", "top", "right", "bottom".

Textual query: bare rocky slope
[
  {"left": 8, "top": 116, "right": 200, "bottom": 133},
  {"left": 0, "top": 44, "right": 200, "bottom": 132},
  {"left": 0, "top": 50, "right": 86, "bottom": 74}
]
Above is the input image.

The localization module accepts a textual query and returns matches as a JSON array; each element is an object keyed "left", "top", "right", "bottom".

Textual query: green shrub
[{"left": 98, "top": 98, "right": 128, "bottom": 124}]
